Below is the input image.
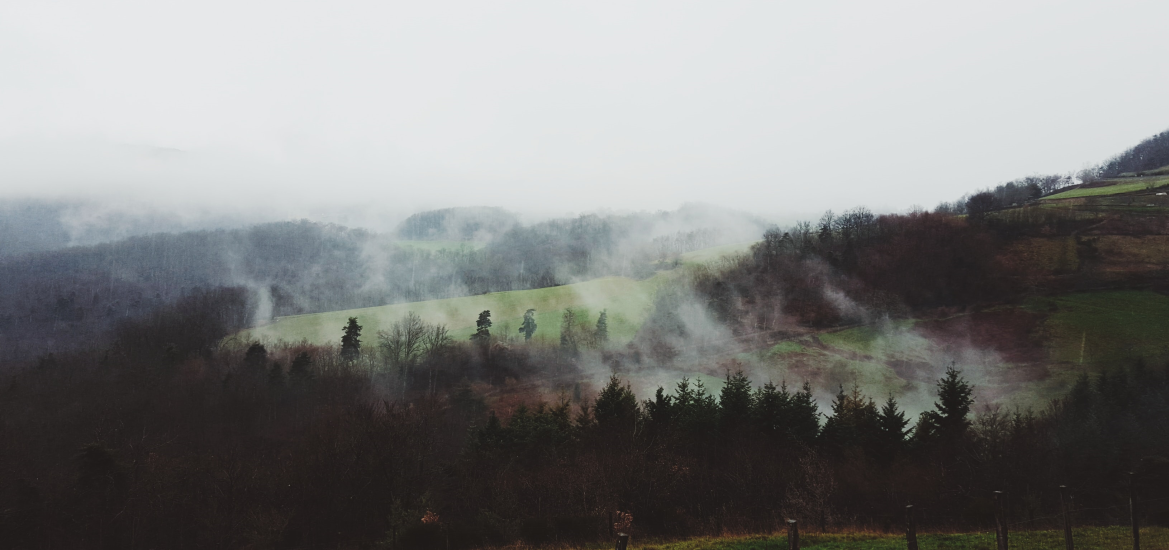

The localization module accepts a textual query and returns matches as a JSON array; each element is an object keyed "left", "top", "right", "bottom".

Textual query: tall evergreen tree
[
  {"left": 268, "top": 361, "right": 285, "bottom": 388},
  {"left": 719, "top": 370, "right": 753, "bottom": 433},
  {"left": 917, "top": 365, "right": 974, "bottom": 445},
  {"left": 559, "top": 308, "right": 579, "bottom": 358},
  {"left": 876, "top": 394, "right": 910, "bottom": 459},
  {"left": 471, "top": 310, "right": 492, "bottom": 343},
  {"left": 288, "top": 351, "right": 313, "bottom": 385},
  {"left": 243, "top": 343, "right": 268, "bottom": 370},
  {"left": 594, "top": 309, "right": 609, "bottom": 346},
  {"left": 593, "top": 375, "right": 639, "bottom": 434},
  {"left": 340, "top": 317, "right": 362, "bottom": 363},
  {"left": 789, "top": 381, "right": 822, "bottom": 445},
  {"left": 752, "top": 381, "right": 792, "bottom": 437},
  {"left": 820, "top": 385, "right": 879, "bottom": 452},
  {"left": 519, "top": 309, "right": 537, "bottom": 341}
]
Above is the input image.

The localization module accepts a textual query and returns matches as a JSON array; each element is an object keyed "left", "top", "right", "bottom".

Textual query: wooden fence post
[
  {"left": 787, "top": 519, "right": 799, "bottom": 550},
  {"left": 1130, "top": 472, "right": 1140, "bottom": 550},
  {"left": 905, "top": 505, "right": 918, "bottom": 550},
  {"left": 995, "top": 491, "right": 1008, "bottom": 550},
  {"left": 615, "top": 533, "right": 629, "bottom": 550},
  {"left": 1060, "top": 485, "right": 1074, "bottom": 550}
]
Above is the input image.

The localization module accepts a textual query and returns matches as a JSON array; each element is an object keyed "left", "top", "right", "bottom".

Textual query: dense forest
[{"left": 2, "top": 297, "right": 1166, "bottom": 548}]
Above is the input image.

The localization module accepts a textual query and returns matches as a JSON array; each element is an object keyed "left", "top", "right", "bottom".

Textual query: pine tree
[
  {"left": 559, "top": 308, "right": 578, "bottom": 358},
  {"left": 719, "top": 369, "right": 753, "bottom": 433},
  {"left": 593, "top": 375, "right": 638, "bottom": 434},
  {"left": 820, "top": 385, "right": 879, "bottom": 452},
  {"left": 289, "top": 351, "right": 313, "bottom": 385},
  {"left": 471, "top": 310, "right": 492, "bottom": 343},
  {"left": 519, "top": 309, "right": 537, "bottom": 341},
  {"left": 244, "top": 343, "right": 268, "bottom": 370},
  {"left": 917, "top": 365, "right": 974, "bottom": 445},
  {"left": 752, "top": 381, "right": 792, "bottom": 437},
  {"left": 340, "top": 317, "right": 362, "bottom": 363},
  {"left": 594, "top": 309, "right": 609, "bottom": 346},
  {"left": 789, "top": 381, "right": 822, "bottom": 445},
  {"left": 876, "top": 394, "right": 910, "bottom": 459},
  {"left": 268, "top": 361, "right": 285, "bottom": 388}
]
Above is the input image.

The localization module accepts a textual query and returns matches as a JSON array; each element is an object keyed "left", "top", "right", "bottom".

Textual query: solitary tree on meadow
[
  {"left": 340, "top": 317, "right": 362, "bottom": 363},
  {"left": 471, "top": 310, "right": 492, "bottom": 343},
  {"left": 594, "top": 309, "right": 609, "bottom": 346},
  {"left": 519, "top": 309, "right": 537, "bottom": 341}
]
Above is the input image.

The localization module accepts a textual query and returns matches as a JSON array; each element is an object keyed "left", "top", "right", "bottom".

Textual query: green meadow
[
  {"left": 1025, "top": 290, "right": 1169, "bottom": 366},
  {"left": 1042, "top": 176, "right": 1169, "bottom": 200},
  {"left": 238, "top": 243, "right": 754, "bottom": 347}
]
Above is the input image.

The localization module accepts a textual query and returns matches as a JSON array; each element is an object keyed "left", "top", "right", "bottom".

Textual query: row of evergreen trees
[{"left": 473, "top": 366, "right": 973, "bottom": 461}]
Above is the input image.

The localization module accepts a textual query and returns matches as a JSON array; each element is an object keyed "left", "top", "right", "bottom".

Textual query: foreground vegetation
[{"left": 629, "top": 526, "right": 1169, "bottom": 550}]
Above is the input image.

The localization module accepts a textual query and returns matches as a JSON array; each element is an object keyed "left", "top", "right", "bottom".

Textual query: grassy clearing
[
  {"left": 1042, "top": 176, "right": 1169, "bottom": 200},
  {"left": 1026, "top": 290, "right": 1169, "bottom": 366},
  {"left": 816, "top": 321, "right": 920, "bottom": 356},
  {"left": 767, "top": 341, "right": 807, "bottom": 356},
  {"left": 678, "top": 241, "right": 754, "bottom": 266},
  {"left": 238, "top": 242, "right": 754, "bottom": 347},
  {"left": 241, "top": 276, "right": 665, "bottom": 347},
  {"left": 611, "top": 526, "right": 1168, "bottom": 550}
]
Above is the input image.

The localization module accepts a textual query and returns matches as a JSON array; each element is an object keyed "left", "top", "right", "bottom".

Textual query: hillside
[{"left": 237, "top": 242, "right": 755, "bottom": 347}]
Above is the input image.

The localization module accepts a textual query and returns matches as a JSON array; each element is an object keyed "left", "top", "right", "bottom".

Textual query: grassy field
[
  {"left": 1042, "top": 176, "right": 1169, "bottom": 200},
  {"left": 1025, "top": 290, "right": 1169, "bottom": 366},
  {"left": 238, "top": 242, "right": 754, "bottom": 347},
  {"left": 600, "top": 526, "right": 1169, "bottom": 550}
]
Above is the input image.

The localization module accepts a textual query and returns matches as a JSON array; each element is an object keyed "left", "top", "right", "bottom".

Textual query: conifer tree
[
  {"left": 268, "top": 361, "right": 285, "bottom": 388},
  {"left": 471, "top": 310, "right": 492, "bottom": 343},
  {"left": 593, "top": 375, "right": 638, "bottom": 433},
  {"left": 789, "top": 381, "right": 822, "bottom": 445},
  {"left": 519, "top": 309, "right": 537, "bottom": 341},
  {"left": 594, "top": 309, "right": 609, "bottom": 346},
  {"left": 916, "top": 365, "right": 974, "bottom": 445},
  {"left": 719, "top": 370, "right": 753, "bottom": 432},
  {"left": 244, "top": 343, "right": 268, "bottom": 370},
  {"left": 340, "top": 317, "right": 362, "bottom": 363},
  {"left": 876, "top": 395, "right": 910, "bottom": 449},
  {"left": 559, "top": 308, "right": 578, "bottom": 358},
  {"left": 752, "top": 381, "right": 792, "bottom": 437},
  {"left": 289, "top": 351, "right": 313, "bottom": 385}
]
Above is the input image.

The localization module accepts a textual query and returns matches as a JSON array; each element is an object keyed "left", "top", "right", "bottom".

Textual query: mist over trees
[{"left": 0, "top": 204, "right": 767, "bottom": 365}]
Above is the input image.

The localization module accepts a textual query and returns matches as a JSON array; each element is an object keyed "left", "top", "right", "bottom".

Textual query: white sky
[{"left": 2, "top": 0, "right": 1169, "bottom": 221}]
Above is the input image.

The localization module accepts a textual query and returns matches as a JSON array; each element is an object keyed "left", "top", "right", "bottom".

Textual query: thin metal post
[
  {"left": 905, "top": 505, "right": 918, "bottom": 550},
  {"left": 1130, "top": 472, "right": 1140, "bottom": 550},
  {"left": 995, "top": 491, "right": 1008, "bottom": 550},
  {"left": 1060, "top": 485, "right": 1074, "bottom": 550}
]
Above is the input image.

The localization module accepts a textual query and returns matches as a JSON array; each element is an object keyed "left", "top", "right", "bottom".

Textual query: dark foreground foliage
[{"left": 2, "top": 314, "right": 1168, "bottom": 549}]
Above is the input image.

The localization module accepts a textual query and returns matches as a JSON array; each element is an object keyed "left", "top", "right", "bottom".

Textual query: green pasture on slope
[
  {"left": 237, "top": 241, "right": 755, "bottom": 347},
  {"left": 1025, "top": 290, "right": 1169, "bottom": 366},
  {"left": 1042, "top": 176, "right": 1169, "bottom": 200},
  {"left": 241, "top": 276, "right": 664, "bottom": 347},
  {"left": 617, "top": 526, "right": 1169, "bottom": 550}
]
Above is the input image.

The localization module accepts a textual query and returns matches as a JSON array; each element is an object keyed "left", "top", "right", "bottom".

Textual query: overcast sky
[{"left": 3, "top": 0, "right": 1169, "bottom": 222}]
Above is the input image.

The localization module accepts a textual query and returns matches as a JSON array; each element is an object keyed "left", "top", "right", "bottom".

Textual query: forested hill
[
  {"left": 1098, "top": 128, "right": 1169, "bottom": 177},
  {"left": 936, "top": 125, "right": 1169, "bottom": 214},
  {"left": 0, "top": 206, "right": 767, "bottom": 365}
]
